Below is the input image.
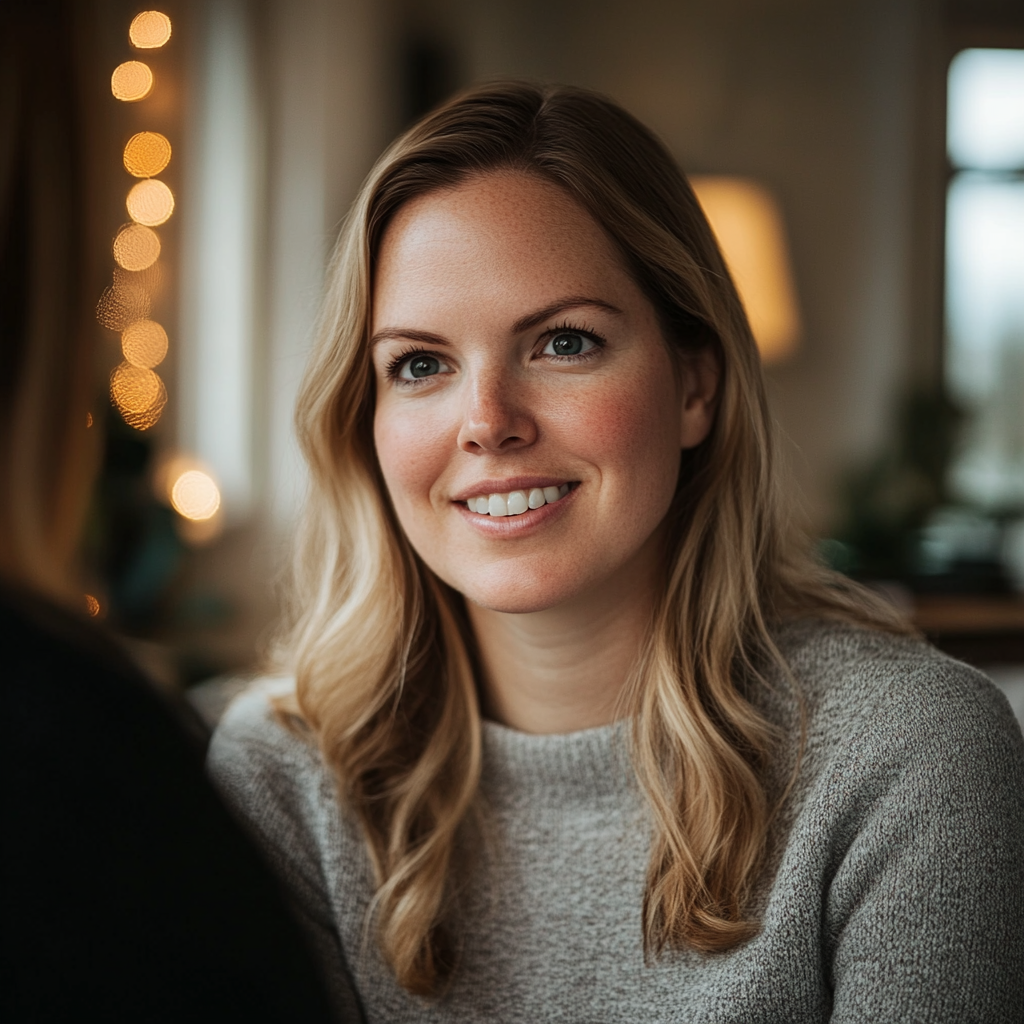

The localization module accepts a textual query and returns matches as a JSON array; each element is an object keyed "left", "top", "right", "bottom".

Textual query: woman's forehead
[{"left": 372, "top": 171, "right": 637, "bottom": 328}]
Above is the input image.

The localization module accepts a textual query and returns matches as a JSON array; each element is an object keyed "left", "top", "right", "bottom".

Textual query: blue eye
[
  {"left": 543, "top": 331, "right": 596, "bottom": 357},
  {"left": 397, "top": 354, "right": 449, "bottom": 380}
]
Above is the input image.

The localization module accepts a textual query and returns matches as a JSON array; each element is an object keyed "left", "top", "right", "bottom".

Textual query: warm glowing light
[
  {"left": 96, "top": 279, "right": 151, "bottom": 331},
  {"left": 84, "top": 594, "right": 101, "bottom": 617},
  {"left": 110, "top": 362, "right": 167, "bottom": 430},
  {"left": 690, "top": 176, "right": 802, "bottom": 363},
  {"left": 113, "top": 223, "right": 161, "bottom": 271},
  {"left": 126, "top": 179, "right": 174, "bottom": 226},
  {"left": 170, "top": 470, "right": 222, "bottom": 521},
  {"left": 85, "top": 412, "right": 93, "bottom": 428},
  {"left": 129, "top": 11, "right": 173, "bottom": 49},
  {"left": 111, "top": 61, "right": 153, "bottom": 102},
  {"left": 115, "top": 261, "right": 164, "bottom": 297},
  {"left": 121, "top": 320, "right": 168, "bottom": 368},
  {"left": 123, "top": 132, "right": 172, "bottom": 178}
]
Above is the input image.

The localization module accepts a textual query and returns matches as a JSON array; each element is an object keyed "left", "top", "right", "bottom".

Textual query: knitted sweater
[{"left": 208, "top": 621, "right": 1024, "bottom": 1023}]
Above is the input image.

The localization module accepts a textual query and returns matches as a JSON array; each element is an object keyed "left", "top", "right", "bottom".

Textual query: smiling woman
[{"left": 207, "top": 83, "right": 1024, "bottom": 1022}]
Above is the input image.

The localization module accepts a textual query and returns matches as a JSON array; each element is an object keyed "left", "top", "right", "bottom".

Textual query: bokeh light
[
  {"left": 689, "top": 176, "right": 801, "bottom": 363},
  {"left": 84, "top": 594, "right": 101, "bottom": 617},
  {"left": 121, "top": 319, "right": 168, "bottom": 368},
  {"left": 126, "top": 179, "right": 174, "bottom": 226},
  {"left": 111, "top": 61, "right": 153, "bottom": 102},
  {"left": 170, "top": 470, "right": 222, "bottom": 521},
  {"left": 114, "top": 260, "right": 163, "bottom": 297},
  {"left": 113, "top": 223, "right": 161, "bottom": 271},
  {"left": 96, "top": 278, "right": 151, "bottom": 331},
  {"left": 110, "top": 362, "right": 167, "bottom": 430},
  {"left": 129, "top": 11, "right": 173, "bottom": 49},
  {"left": 123, "top": 131, "right": 172, "bottom": 178},
  {"left": 85, "top": 412, "right": 93, "bottom": 428}
]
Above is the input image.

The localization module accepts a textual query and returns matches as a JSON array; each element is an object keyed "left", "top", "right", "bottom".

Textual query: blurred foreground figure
[{"left": 0, "top": 5, "right": 347, "bottom": 1020}]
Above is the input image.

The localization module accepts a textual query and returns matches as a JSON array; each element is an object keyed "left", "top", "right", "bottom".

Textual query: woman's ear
[{"left": 679, "top": 344, "right": 720, "bottom": 450}]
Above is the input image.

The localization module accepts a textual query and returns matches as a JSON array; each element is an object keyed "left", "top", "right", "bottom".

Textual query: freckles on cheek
[
  {"left": 566, "top": 377, "right": 676, "bottom": 468},
  {"left": 373, "top": 407, "right": 447, "bottom": 510}
]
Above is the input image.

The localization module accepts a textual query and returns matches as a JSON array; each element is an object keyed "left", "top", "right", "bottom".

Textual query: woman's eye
[
  {"left": 542, "top": 331, "right": 597, "bottom": 357},
  {"left": 397, "top": 354, "right": 449, "bottom": 380}
]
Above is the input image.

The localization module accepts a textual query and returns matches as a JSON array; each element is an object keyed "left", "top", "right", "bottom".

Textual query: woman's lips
[{"left": 453, "top": 482, "right": 579, "bottom": 533}]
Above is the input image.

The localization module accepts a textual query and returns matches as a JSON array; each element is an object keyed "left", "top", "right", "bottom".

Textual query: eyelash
[
  {"left": 383, "top": 322, "right": 607, "bottom": 383},
  {"left": 540, "top": 321, "right": 606, "bottom": 362},
  {"left": 384, "top": 345, "right": 433, "bottom": 382}
]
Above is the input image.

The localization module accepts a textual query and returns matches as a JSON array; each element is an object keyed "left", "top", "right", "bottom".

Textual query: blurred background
[{"left": 34, "top": 0, "right": 1023, "bottom": 716}]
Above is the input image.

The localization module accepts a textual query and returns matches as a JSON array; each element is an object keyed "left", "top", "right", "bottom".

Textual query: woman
[{"left": 209, "top": 83, "right": 1024, "bottom": 1022}]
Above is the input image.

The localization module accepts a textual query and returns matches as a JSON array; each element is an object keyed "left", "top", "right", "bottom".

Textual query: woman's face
[{"left": 371, "top": 170, "right": 715, "bottom": 614}]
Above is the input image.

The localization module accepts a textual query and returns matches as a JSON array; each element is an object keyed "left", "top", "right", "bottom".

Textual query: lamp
[{"left": 689, "top": 176, "right": 801, "bottom": 364}]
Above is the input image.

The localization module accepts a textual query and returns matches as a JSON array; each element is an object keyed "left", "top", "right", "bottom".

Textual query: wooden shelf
[{"left": 912, "top": 595, "right": 1024, "bottom": 666}]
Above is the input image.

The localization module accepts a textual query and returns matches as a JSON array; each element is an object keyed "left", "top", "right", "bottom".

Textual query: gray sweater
[{"left": 208, "top": 621, "right": 1024, "bottom": 1022}]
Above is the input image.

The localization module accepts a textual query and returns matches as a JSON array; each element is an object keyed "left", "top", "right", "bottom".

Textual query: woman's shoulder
[
  {"left": 773, "top": 617, "right": 1024, "bottom": 784},
  {"left": 207, "top": 679, "right": 360, "bottom": 905},
  {"left": 207, "top": 678, "right": 337, "bottom": 834},
  {"left": 212, "top": 677, "right": 305, "bottom": 750}
]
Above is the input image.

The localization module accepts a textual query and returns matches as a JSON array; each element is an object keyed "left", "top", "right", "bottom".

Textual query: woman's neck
[{"left": 466, "top": 552, "right": 657, "bottom": 735}]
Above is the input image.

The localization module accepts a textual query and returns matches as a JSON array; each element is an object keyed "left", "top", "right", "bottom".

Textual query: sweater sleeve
[
  {"left": 208, "top": 688, "right": 366, "bottom": 1024},
  {"left": 824, "top": 662, "right": 1024, "bottom": 1023}
]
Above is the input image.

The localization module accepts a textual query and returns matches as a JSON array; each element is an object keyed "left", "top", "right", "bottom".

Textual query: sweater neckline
[{"left": 480, "top": 717, "right": 636, "bottom": 807}]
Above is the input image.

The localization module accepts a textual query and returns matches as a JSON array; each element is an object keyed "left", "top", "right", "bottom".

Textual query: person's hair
[
  {"left": 277, "top": 81, "right": 907, "bottom": 996},
  {"left": 0, "top": 1, "right": 97, "bottom": 600}
]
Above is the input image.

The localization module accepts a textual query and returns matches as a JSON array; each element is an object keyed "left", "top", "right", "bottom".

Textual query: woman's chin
[{"left": 453, "top": 568, "right": 591, "bottom": 617}]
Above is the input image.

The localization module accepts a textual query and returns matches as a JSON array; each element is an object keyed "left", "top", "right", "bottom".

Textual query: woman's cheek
[
  {"left": 374, "top": 401, "right": 450, "bottom": 514},
  {"left": 554, "top": 371, "right": 679, "bottom": 475}
]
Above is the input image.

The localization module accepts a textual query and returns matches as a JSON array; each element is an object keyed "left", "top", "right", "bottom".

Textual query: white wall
[{"left": 259, "top": 0, "right": 393, "bottom": 526}]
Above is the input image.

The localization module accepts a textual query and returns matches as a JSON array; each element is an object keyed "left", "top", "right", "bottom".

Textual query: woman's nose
[{"left": 457, "top": 370, "right": 537, "bottom": 453}]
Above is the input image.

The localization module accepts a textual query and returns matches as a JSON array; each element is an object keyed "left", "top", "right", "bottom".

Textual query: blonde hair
[{"left": 279, "top": 82, "right": 906, "bottom": 995}]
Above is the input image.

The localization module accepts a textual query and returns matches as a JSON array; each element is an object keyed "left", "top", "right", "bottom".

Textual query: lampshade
[{"left": 689, "top": 176, "right": 801, "bottom": 363}]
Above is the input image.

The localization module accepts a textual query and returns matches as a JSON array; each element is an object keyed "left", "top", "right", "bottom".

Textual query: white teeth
[
  {"left": 507, "top": 490, "right": 528, "bottom": 515},
  {"left": 466, "top": 484, "right": 573, "bottom": 517}
]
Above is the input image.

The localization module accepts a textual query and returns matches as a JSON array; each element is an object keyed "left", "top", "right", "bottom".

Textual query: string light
[
  {"left": 123, "top": 131, "right": 172, "bottom": 178},
  {"left": 96, "top": 277, "right": 151, "bottom": 331},
  {"left": 110, "top": 363, "right": 167, "bottom": 430},
  {"left": 84, "top": 594, "right": 101, "bottom": 617},
  {"left": 129, "top": 11, "right": 173, "bottom": 49},
  {"left": 111, "top": 61, "right": 153, "bottom": 101},
  {"left": 113, "top": 223, "right": 161, "bottom": 271},
  {"left": 114, "top": 262, "right": 163, "bottom": 302},
  {"left": 169, "top": 470, "right": 222, "bottom": 521},
  {"left": 126, "top": 179, "right": 174, "bottom": 226},
  {"left": 103, "top": 10, "right": 180, "bottom": 442},
  {"left": 121, "top": 320, "right": 168, "bottom": 368}
]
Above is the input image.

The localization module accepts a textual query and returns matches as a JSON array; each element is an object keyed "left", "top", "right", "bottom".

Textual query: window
[{"left": 945, "top": 48, "right": 1024, "bottom": 508}]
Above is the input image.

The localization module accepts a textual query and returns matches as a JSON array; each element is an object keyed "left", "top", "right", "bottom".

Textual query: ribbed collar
[{"left": 480, "top": 718, "right": 636, "bottom": 809}]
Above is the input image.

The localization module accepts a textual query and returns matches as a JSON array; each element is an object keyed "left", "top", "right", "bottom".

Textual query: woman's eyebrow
[
  {"left": 370, "top": 327, "right": 449, "bottom": 348},
  {"left": 511, "top": 296, "right": 623, "bottom": 334}
]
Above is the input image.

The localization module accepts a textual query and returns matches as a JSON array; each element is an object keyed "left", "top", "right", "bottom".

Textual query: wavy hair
[{"left": 277, "top": 82, "right": 906, "bottom": 996}]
